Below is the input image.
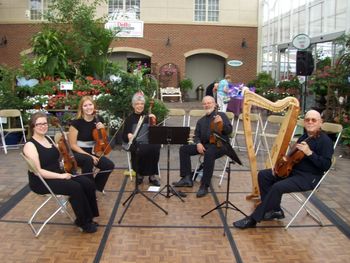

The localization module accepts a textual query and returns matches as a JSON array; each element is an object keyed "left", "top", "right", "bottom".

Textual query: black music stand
[
  {"left": 118, "top": 144, "right": 168, "bottom": 224},
  {"left": 149, "top": 126, "right": 190, "bottom": 202},
  {"left": 201, "top": 134, "right": 247, "bottom": 232}
]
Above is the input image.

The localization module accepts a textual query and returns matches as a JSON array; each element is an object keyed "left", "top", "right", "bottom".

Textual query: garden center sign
[{"left": 105, "top": 20, "right": 144, "bottom": 38}]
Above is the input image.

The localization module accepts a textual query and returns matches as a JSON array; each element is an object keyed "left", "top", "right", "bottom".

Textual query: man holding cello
[
  {"left": 233, "top": 110, "right": 334, "bottom": 229},
  {"left": 173, "top": 96, "right": 233, "bottom": 197}
]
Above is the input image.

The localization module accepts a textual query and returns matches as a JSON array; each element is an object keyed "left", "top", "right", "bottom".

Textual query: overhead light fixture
[
  {"left": 165, "top": 36, "right": 171, "bottom": 46},
  {"left": 241, "top": 38, "right": 247, "bottom": 48},
  {"left": 0, "top": 36, "right": 7, "bottom": 47}
]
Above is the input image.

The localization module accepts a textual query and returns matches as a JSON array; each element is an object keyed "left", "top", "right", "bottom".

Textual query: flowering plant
[
  {"left": 308, "top": 66, "right": 341, "bottom": 96},
  {"left": 262, "top": 90, "right": 291, "bottom": 102}
]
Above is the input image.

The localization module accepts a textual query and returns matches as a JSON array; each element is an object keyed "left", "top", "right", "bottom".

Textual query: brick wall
[{"left": 0, "top": 23, "right": 257, "bottom": 83}]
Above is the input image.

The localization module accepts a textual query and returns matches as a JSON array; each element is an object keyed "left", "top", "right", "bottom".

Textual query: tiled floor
[{"left": 0, "top": 100, "right": 349, "bottom": 262}]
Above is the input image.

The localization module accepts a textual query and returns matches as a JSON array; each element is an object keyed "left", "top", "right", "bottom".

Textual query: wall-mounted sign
[
  {"left": 292, "top": 34, "right": 311, "bottom": 50},
  {"left": 60, "top": 81, "right": 73, "bottom": 91},
  {"left": 227, "top": 60, "right": 243, "bottom": 67},
  {"left": 105, "top": 20, "right": 144, "bottom": 38}
]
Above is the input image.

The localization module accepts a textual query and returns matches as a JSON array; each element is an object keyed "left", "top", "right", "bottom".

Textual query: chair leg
[
  {"left": 285, "top": 189, "right": 323, "bottom": 229},
  {"left": 0, "top": 131, "right": 8, "bottom": 154},
  {"left": 28, "top": 195, "right": 74, "bottom": 237}
]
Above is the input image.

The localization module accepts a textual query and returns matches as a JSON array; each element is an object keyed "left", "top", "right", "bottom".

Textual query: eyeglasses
[
  {"left": 35, "top": 122, "right": 48, "bottom": 127},
  {"left": 304, "top": 118, "right": 319, "bottom": 123}
]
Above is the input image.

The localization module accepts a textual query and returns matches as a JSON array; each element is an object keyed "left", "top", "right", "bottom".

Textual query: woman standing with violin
[
  {"left": 173, "top": 96, "right": 233, "bottom": 197},
  {"left": 23, "top": 112, "right": 99, "bottom": 233},
  {"left": 233, "top": 110, "right": 334, "bottom": 229},
  {"left": 68, "top": 96, "right": 115, "bottom": 192},
  {"left": 122, "top": 91, "right": 161, "bottom": 186}
]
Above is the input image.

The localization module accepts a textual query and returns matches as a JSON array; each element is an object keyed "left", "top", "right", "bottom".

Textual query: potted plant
[
  {"left": 247, "top": 72, "right": 275, "bottom": 95},
  {"left": 179, "top": 78, "right": 193, "bottom": 100}
]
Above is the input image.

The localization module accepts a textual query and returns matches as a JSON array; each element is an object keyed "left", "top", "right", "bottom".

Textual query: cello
[
  {"left": 51, "top": 117, "right": 78, "bottom": 175},
  {"left": 92, "top": 111, "right": 112, "bottom": 157}
]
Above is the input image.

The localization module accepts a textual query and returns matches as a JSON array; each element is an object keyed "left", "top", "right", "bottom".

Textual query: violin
[
  {"left": 148, "top": 92, "right": 157, "bottom": 126},
  {"left": 51, "top": 117, "right": 78, "bottom": 174},
  {"left": 274, "top": 132, "right": 318, "bottom": 178},
  {"left": 209, "top": 105, "right": 223, "bottom": 147},
  {"left": 92, "top": 111, "right": 112, "bottom": 157}
]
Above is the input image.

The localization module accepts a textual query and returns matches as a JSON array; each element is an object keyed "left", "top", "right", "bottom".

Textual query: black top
[
  {"left": 71, "top": 116, "right": 104, "bottom": 141},
  {"left": 28, "top": 136, "right": 62, "bottom": 176},
  {"left": 193, "top": 111, "right": 232, "bottom": 145},
  {"left": 293, "top": 131, "right": 334, "bottom": 176},
  {"left": 122, "top": 112, "right": 150, "bottom": 144}
]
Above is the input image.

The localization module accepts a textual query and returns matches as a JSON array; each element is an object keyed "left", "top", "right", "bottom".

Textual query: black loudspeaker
[{"left": 296, "top": 51, "right": 314, "bottom": 76}]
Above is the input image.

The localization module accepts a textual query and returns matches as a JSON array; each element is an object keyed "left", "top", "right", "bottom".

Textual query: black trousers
[
  {"left": 131, "top": 144, "right": 160, "bottom": 176},
  {"left": 179, "top": 143, "right": 226, "bottom": 186},
  {"left": 73, "top": 148, "right": 115, "bottom": 192},
  {"left": 29, "top": 174, "right": 99, "bottom": 226},
  {"left": 251, "top": 168, "right": 321, "bottom": 222}
]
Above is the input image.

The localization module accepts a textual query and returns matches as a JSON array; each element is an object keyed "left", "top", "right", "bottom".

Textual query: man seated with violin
[
  {"left": 173, "top": 96, "right": 233, "bottom": 197},
  {"left": 233, "top": 110, "right": 334, "bottom": 229}
]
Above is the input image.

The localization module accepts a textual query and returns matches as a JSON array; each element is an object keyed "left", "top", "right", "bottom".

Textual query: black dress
[
  {"left": 70, "top": 117, "right": 115, "bottom": 192},
  {"left": 122, "top": 112, "right": 161, "bottom": 176},
  {"left": 27, "top": 137, "right": 99, "bottom": 226}
]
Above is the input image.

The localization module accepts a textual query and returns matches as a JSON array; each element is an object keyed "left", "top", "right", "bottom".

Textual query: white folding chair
[
  {"left": 164, "top": 108, "right": 186, "bottom": 127},
  {"left": 255, "top": 114, "right": 285, "bottom": 154},
  {"left": 231, "top": 113, "right": 260, "bottom": 151},
  {"left": 0, "top": 109, "right": 27, "bottom": 154},
  {"left": 21, "top": 153, "right": 74, "bottom": 237},
  {"left": 285, "top": 122, "right": 343, "bottom": 229},
  {"left": 187, "top": 109, "right": 206, "bottom": 144}
]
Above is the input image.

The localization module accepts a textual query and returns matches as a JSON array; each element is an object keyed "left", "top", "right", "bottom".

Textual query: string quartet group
[{"left": 23, "top": 89, "right": 334, "bottom": 232}]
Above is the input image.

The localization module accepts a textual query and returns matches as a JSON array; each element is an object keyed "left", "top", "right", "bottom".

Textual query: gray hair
[{"left": 132, "top": 92, "right": 145, "bottom": 106}]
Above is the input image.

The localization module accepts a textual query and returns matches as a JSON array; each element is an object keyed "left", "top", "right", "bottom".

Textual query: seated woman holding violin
[
  {"left": 173, "top": 95, "right": 233, "bottom": 197},
  {"left": 122, "top": 91, "right": 161, "bottom": 186},
  {"left": 233, "top": 110, "right": 334, "bottom": 229},
  {"left": 68, "top": 96, "right": 115, "bottom": 193},
  {"left": 23, "top": 112, "right": 99, "bottom": 233}
]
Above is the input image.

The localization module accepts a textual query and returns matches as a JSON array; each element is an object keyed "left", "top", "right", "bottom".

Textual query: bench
[{"left": 160, "top": 87, "right": 182, "bottom": 102}]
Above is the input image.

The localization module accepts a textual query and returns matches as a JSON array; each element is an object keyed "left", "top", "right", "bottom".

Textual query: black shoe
[
  {"left": 90, "top": 220, "right": 99, "bottom": 226},
  {"left": 149, "top": 175, "right": 160, "bottom": 186},
  {"left": 196, "top": 184, "right": 208, "bottom": 198},
  {"left": 263, "top": 210, "right": 285, "bottom": 221},
  {"left": 172, "top": 176, "right": 193, "bottom": 187},
  {"left": 233, "top": 217, "right": 257, "bottom": 229},
  {"left": 81, "top": 223, "right": 97, "bottom": 233}
]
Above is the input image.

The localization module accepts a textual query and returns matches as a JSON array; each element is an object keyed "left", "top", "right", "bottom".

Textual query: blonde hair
[{"left": 76, "top": 96, "right": 96, "bottom": 119}]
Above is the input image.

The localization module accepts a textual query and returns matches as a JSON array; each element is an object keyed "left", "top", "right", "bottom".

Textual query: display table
[{"left": 227, "top": 96, "right": 243, "bottom": 116}]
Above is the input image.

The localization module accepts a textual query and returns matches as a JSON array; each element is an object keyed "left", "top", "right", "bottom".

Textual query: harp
[{"left": 242, "top": 88, "right": 300, "bottom": 199}]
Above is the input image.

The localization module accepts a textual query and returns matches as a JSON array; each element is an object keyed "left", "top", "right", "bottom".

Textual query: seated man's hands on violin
[{"left": 295, "top": 141, "right": 313, "bottom": 156}]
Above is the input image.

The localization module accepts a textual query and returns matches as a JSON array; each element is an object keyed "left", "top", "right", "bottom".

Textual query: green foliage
[
  {"left": 247, "top": 72, "right": 275, "bottom": 94},
  {"left": 0, "top": 65, "right": 23, "bottom": 110},
  {"left": 179, "top": 78, "right": 193, "bottom": 92},
  {"left": 277, "top": 76, "right": 301, "bottom": 93},
  {"left": 26, "top": 0, "right": 115, "bottom": 80},
  {"left": 31, "top": 29, "right": 70, "bottom": 78}
]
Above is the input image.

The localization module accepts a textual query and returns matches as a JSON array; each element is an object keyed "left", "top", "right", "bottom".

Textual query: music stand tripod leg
[
  {"left": 118, "top": 148, "right": 168, "bottom": 224},
  {"left": 153, "top": 142, "right": 185, "bottom": 202},
  {"left": 201, "top": 161, "right": 247, "bottom": 218}
]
